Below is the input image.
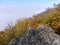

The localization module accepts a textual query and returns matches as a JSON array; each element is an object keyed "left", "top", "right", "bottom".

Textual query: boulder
[{"left": 8, "top": 25, "right": 60, "bottom": 45}]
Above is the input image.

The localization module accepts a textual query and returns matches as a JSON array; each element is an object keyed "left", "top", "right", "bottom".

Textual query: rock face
[{"left": 8, "top": 25, "right": 60, "bottom": 45}]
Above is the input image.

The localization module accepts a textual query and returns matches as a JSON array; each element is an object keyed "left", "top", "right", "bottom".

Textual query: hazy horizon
[{"left": 0, "top": 0, "right": 60, "bottom": 31}]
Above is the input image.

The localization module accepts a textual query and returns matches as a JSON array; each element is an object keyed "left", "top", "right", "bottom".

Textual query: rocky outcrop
[{"left": 8, "top": 25, "right": 60, "bottom": 45}]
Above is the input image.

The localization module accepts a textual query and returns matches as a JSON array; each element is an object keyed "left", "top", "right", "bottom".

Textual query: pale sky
[{"left": 0, "top": 0, "right": 60, "bottom": 31}]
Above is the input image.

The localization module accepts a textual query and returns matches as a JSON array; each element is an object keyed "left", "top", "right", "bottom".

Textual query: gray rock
[
  {"left": 8, "top": 38, "right": 17, "bottom": 45},
  {"left": 8, "top": 25, "right": 60, "bottom": 45}
]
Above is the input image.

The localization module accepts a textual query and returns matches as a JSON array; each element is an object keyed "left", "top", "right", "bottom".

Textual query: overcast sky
[{"left": 0, "top": 0, "right": 60, "bottom": 31}]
